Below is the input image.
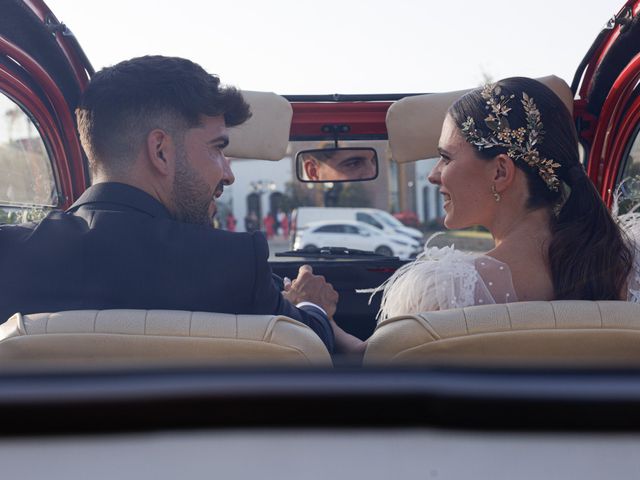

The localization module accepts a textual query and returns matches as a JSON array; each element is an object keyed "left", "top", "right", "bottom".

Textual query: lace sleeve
[
  {"left": 375, "top": 245, "right": 484, "bottom": 321},
  {"left": 474, "top": 255, "right": 518, "bottom": 304}
]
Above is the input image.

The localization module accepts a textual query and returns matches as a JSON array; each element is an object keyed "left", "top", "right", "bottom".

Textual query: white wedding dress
[
  {"left": 376, "top": 243, "right": 517, "bottom": 320},
  {"left": 376, "top": 223, "right": 640, "bottom": 321}
]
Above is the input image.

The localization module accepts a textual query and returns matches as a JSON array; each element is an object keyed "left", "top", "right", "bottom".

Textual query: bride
[{"left": 330, "top": 76, "right": 640, "bottom": 355}]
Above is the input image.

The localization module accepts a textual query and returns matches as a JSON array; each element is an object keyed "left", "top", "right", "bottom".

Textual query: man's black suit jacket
[{"left": 0, "top": 183, "right": 334, "bottom": 352}]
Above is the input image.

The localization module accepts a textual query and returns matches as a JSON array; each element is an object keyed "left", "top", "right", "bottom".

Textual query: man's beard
[{"left": 172, "top": 151, "right": 217, "bottom": 226}]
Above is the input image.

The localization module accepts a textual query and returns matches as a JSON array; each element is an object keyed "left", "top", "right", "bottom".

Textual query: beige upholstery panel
[
  {"left": 364, "top": 301, "right": 640, "bottom": 365},
  {"left": 225, "top": 90, "right": 293, "bottom": 161},
  {"left": 386, "top": 75, "right": 573, "bottom": 164},
  {"left": 0, "top": 310, "right": 331, "bottom": 366}
]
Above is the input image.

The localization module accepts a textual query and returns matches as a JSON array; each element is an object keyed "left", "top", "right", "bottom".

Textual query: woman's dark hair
[
  {"left": 77, "top": 55, "right": 252, "bottom": 173},
  {"left": 448, "top": 77, "right": 633, "bottom": 300}
]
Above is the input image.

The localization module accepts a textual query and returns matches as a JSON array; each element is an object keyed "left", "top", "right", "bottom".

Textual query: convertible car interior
[
  {"left": 3, "top": 1, "right": 640, "bottom": 476},
  {"left": 0, "top": 73, "right": 636, "bottom": 367}
]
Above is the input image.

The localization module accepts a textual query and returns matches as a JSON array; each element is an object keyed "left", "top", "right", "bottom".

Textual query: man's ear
[
  {"left": 145, "top": 129, "right": 176, "bottom": 177},
  {"left": 303, "top": 158, "right": 319, "bottom": 181},
  {"left": 493, "top": 153, "right": 516, "bottom": 193}
]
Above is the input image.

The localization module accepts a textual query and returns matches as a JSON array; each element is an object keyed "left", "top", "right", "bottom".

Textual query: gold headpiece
[{"left": 460, "top": 83, "right": 561, "bottom": 191}]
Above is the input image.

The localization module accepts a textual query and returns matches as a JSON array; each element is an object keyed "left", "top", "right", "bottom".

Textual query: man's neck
[{"left": 92, "top": 170, "right": 173, "bottom": 216}]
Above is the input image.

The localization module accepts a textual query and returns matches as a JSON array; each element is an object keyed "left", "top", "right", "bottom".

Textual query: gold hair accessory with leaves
[{"left": 460, "top": 83, "right": 561, "bottom": 191}]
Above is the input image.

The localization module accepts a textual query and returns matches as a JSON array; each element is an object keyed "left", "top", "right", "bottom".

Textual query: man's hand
[{"left": 282, "top": 264, "right": 338, "bottom": 318}]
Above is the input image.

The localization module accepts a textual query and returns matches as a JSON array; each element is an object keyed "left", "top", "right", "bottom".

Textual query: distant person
[
  {"left": 279, "top": 211, "right": 289, "bottom": 238},
  {"left": 245, "top": 211, "right": 259, "bottom": 232},
  {"left": 264, "top": 213, "right": 275, "bottom": 239},
  {"left": 226, "top": 212, "right": 236, "bottom": 232},
  {"left": 0, "top": 55, "right": 336, "bottom": 352}
]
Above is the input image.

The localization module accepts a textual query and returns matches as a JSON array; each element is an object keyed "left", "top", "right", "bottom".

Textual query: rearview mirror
[{"left": 296, "top": 147, "right": 379, "bottom": 182}]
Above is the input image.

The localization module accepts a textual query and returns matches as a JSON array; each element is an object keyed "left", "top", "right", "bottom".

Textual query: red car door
[
  {"left": 0, "top": 0, "right": 92, "bottom": 210},
  {"left": 574, "top": 0, "right": 640, "bottom": 206}
]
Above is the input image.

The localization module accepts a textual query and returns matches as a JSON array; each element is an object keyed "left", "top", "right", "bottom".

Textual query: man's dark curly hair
[{"left": 76, "top": 55, "right": 251, "bottom": 173}]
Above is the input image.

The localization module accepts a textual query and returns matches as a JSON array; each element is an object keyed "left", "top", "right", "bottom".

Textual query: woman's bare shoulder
[{"left": 484, "top": 248, "right": 553, "bottom": 302}]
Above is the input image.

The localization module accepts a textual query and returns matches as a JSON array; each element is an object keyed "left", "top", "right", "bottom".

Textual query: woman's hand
[{"left": 328, "top": 316, "right": 368, "bottom": 358}]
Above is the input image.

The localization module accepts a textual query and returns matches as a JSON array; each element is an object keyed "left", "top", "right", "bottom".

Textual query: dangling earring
[{"left": 491, "top": 184, "right": 501, "bottom": 203}]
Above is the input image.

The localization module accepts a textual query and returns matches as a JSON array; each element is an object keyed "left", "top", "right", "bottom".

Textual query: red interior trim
[
  {"left": 588, "top": 52, "right": 640, "bottom": 204},
  {"left": 290, "top": 102, "right": 392, "bottom": 138}
]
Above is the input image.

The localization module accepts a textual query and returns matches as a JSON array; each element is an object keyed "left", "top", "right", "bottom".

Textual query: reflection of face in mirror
[{"left": 300, "top": 148, "right": 378, "bottom": 182}]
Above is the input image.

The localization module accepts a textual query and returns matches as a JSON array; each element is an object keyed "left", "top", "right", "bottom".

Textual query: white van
[{"left": 292, "top": 207, "right": 424, "bottom": 244}]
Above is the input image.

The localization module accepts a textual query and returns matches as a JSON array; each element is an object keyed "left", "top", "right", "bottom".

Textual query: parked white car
[
  {"left": 293, "top": 220, "right": 421, "bottom": 259},
  {"left": 293, "top": 207, "right": 424, "bottom": 244}
]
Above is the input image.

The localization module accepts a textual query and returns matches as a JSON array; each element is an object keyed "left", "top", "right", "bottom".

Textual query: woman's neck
[{"left": 489, "top": 207, "right": 552, "bottom": 252}]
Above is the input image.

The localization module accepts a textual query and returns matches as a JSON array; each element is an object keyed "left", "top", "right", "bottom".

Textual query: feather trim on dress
[{"left": 374, "top": 243, "right": 480, "bottom": 321}]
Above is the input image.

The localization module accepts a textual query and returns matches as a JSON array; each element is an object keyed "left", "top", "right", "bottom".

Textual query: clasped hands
[{"left": 282, "top": 264, "right": 338, "bottom": 318}]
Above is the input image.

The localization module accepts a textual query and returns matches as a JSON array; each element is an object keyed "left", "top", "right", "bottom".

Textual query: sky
[{"left": 44, "top": 1, "right": 623, "bottom": 94}]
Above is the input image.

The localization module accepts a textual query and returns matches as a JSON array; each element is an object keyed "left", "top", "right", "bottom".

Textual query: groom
[{"left": 0, "top": 55, "right": 337, "bottom": 352}]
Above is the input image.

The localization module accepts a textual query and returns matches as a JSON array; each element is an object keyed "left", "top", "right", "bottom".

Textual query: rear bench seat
[{"left": 6, "top": 301, "right": 638, "bottom": 367}]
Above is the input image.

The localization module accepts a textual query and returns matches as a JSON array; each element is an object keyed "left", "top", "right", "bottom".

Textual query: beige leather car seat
[
  {"left": 0, "top": 310, "right": 332, "bottom": 366},
  {"left": 225, "top": 90, "right": 293, "bottom": 161},
  {"left": 364, "top": 301, "right": 640, "bottom": 365}
]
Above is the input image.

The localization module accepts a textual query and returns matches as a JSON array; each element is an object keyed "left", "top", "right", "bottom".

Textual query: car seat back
[
  {"left": 385, "top": 75, "right": 573, "bottom": 164},
  {"left": 0, "top": 310, "right": 332, "bottom": 366},
  {"left": 364, "top": 301, "right": 640, "bottom": 365}
]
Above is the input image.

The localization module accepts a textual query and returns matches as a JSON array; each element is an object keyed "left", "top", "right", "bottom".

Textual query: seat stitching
[
  {"left": 461, "top": 308, "right": 469, "bottom": 334},
  {"left": 263, "top": 316, "right": 278, "bottom": 342},
  {"left": 595, "top": 301, "right": 603, "bottom": 329},
  {"left": 506, "top": 304, "right": 513, "bottom": 330},
  {"left": 235, "top": 314, "right": 238, "bottom": 339},
  {"left": 144, "top": 310, "right": 148, "bottom": 335},
  {"left": 550, "top": 302, "right": 557, "bottom": 328},
  {"left": 93, "top": 310, "right": 99, "bottom": 333},
  {"left": 418, "top": 315, "right": 441, "bottom": 340},
  {"left": 189, "top": 311, "right": 193, "bottom": 336},
  {"left": 261, "top": 339, "right": 328, "bottom": 365},
  {"left": 45, "top": 313, "right": 50, "bottom": 334},
  {"left": 16, "top": 313, "right": 27, "bottom": 335}
]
